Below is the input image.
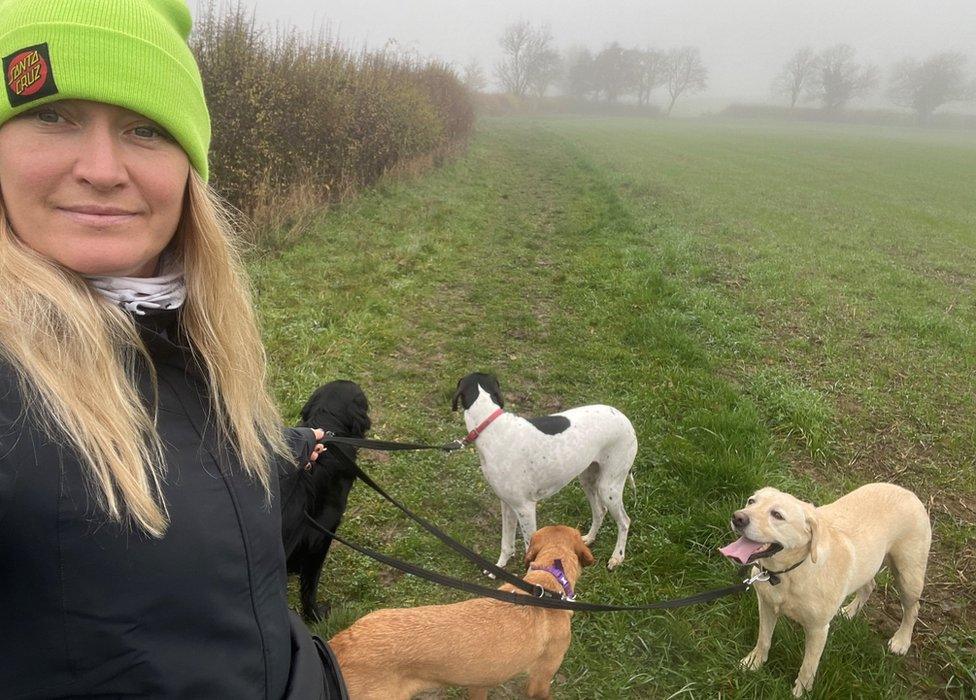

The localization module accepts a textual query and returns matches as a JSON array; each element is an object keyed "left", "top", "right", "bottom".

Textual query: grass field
[{"left": 251, "top": 116, "right": 976, "bottom": 698}]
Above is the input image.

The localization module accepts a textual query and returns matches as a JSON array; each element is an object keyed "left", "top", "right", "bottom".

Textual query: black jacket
[{"left": 0, "top": 308, "right": 324, "bottom": 698}]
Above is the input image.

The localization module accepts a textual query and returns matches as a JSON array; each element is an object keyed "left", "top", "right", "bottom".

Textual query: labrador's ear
[
  {"left": 348, "top": 403, "right": 371, "bottom": 438},
  {"left": 576, "top": 539, "right": 595, "bottom": 568},
  {"left": 806, "top": 510, "right": 822, "bottom": 564},
  {"left": 524, "top": 537, "right": 541, "bottom": 566}
]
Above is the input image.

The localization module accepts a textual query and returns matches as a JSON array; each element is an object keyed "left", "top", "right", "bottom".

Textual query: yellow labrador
[{"left": 720, "top": 483, "right": 930, "bottom": 697}]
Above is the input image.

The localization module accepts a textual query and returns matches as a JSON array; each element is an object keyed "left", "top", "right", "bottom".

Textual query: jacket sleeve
[
  {"left": 278, "top": 428, "right": 316, "bottom": 542},
  {"left": 0, "top": 450, "right": 15, "bottom": 527},
  {"left": 0, "top": 367, "right": 23, "bottom": 526}
]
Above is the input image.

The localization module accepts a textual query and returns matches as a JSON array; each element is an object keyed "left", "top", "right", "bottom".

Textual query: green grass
[{"left": 250, "top": 116, "right": 976, "bottom": 698}]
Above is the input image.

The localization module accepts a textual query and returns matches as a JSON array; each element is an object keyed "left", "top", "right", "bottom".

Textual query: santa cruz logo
[
  {"left": 3, "top": 43, "right": 58, "bottom": 108},
  {"left": 7, "top": 49, "right": 47, "bottom": 95}
]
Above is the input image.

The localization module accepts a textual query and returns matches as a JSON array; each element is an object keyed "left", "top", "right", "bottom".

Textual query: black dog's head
[
  {"left": 300, "top": 380, "right": 371, "bottom": 437},
  {"left": 451, "top": 372, "right": 504, "bottom": 412}
]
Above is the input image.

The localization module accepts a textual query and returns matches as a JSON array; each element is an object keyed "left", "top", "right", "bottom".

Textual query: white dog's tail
[{"left": 628, "top": 471, "right": 636, "bottom": 493}]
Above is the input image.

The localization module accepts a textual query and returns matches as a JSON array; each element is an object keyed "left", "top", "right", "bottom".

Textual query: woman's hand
[{"left": 309, "top": 428, "right": 327, "bottom": 464}]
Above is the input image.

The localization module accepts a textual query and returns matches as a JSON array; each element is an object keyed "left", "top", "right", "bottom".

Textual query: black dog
[{"left": 281, "top": 380, "right": 371, "bottom": 622}]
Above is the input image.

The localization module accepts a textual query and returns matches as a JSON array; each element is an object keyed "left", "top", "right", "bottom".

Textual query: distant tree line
[
  {"left": 565, "top": 44, "right": 706, "bottom": 116},
  {"left": 464, "top": 24, "right": 976, "bottom": 125},
  {"left": 476, "top": 21, "right": 707, "bottom": 116},
  {"left": 773, "top": 45, "right": 975, "bottom": 123}
]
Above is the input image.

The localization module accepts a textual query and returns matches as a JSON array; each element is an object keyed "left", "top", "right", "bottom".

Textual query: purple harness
[{"left": 529, "top": 558, "right": 575, "bottom": 600}]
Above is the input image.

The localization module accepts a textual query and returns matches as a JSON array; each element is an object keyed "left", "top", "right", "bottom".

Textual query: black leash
[
  {"left": 303, "top": 513, "right": 753, "bottom": 612},
  {"left": 315, "top": 434, "right": 755, "bottom": 609},
  {"left": 321, "top": 433, "right": 464, "bottom": 452},
  {"left": 320, "top": 435, "right": 566, "bottom": 602}
]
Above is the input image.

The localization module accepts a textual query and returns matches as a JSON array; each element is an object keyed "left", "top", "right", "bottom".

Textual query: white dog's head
[
  {"left": 452, "top": 372, "right": 504, "bottom": 412},
  {"left": 720, "top": 487, "right": 822, "bottom": 564}
]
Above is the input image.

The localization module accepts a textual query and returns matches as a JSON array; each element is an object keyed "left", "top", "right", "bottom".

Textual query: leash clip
[
  {"left": 532, "top": 583, "right": 547, "bottom": 599},
  {"left": 743, "top": 569, "right": 770, "bottom": 586},
  {"left": 445, "top": 438, "right": 467, "bottom": 452}
]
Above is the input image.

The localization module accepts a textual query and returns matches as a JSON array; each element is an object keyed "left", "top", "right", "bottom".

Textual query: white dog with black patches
[{"left": 452, "top": 373, "right": 638, "bottom": 570}]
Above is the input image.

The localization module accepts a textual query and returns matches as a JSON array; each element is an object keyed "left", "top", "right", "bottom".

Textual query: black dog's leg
[{"left": 299, "top": 542, "right": 332, "bottom": 623}]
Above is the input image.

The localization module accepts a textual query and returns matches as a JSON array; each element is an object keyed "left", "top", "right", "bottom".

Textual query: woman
[{"left": 0, "top": 1, "right": 342, "bottom": 697}]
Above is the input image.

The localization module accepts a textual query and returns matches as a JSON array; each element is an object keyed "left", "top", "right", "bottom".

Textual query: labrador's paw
[
  {"left": 889, "top": 632, "right": 911, "bottom": 655},
  {"left": 841, "top": 600, "right": 861, "bottom": 619},
  {"left": 792, "top": 676, "right": 812, "bottom": 697},
  {"left": 740, "top": 648, "right": 766, "bottom": 671}
]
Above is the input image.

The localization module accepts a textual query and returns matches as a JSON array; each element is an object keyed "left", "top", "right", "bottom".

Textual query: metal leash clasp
[
  {"left": 445, "top": 438, "right": 467, "bottom": 452},
  {"left": 743, "top": 569, "right": 770, "bottom": 586}
]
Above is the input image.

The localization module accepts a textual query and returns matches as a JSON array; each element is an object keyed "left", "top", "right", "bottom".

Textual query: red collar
[{"left": 464, "top": 408, "right": 504, "bottom": 444}]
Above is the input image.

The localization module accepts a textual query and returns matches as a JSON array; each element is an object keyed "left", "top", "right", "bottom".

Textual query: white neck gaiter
[{"left": 85, "top": 256, "right": 187, "bottom": 316}]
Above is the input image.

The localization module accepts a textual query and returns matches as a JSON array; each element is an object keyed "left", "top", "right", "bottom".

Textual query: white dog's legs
[
  {"left": 496, "top": 501, "right": 519, "bottom": 569},
  {"left": 578, "top": 463, "right": 606, "bottom": 546},
  {"left": 601, "top": 479, "right": 631, "bottom": 570},
  {"left": 742, "top": 595, "right": 778, "bottom": 670},
  {"left": 842, "top": 578, "right": 876, "bottom": 619},
  {"left": 793, "top": 623, "right": 830, "bottom": 697},
  {"left": 512, "top": 503, "right": 538, "bottom": 550}
]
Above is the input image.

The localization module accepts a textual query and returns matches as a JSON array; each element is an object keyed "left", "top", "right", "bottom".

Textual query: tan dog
[
  {"left": 330, "top": 525, "right": 595, "bottom": 699},
  {"left": 720, "top": 483, "right": 931, "bottom": 697}
]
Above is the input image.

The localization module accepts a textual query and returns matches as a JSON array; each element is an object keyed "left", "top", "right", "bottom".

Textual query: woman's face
[{"left": 0, "top": 99, "right": 190, "bottom": 277}]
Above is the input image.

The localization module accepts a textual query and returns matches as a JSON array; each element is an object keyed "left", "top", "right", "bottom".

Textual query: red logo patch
[
  {"left": 3, "top": 43, "right": 58, "bottom": 108},
  {"left": 6, "top": 49, "right": 48, "bottom": 97}
]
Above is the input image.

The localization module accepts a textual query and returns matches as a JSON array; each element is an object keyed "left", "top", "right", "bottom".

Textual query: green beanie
[{"left": 0, "top": 0, "right": 211, "bottom": 179}]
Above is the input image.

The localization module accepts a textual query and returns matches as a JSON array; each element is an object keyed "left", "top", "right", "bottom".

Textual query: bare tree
[
  {"left": 664, "top": 46, "right": 707, "bottom": 116},
  {"left": 773, "top": 46, "right": 816, "bottom": 109},
  {"left": 495, "top": 21, "right": 534, "bottom": 97},
  {"left": 888, "top": 52, "right": 972, "bottom": 124},
  {"left": 809, "top": 44, "right": 878, "bottom": 111},
  {"left": 462, "top": 57, "right": 487, "bottom": 93},
  {"left": 564, "top": 46, "right": 597, "bottom": 100},
  {"left": 631, "top": 49, "right": 668, "bottom": 105},
  {"left": 495, "top": 21, "right": 557, "bottom": 99},
  {"left": 593, "top": 43, "right": 636, "bottom": 103},
  {"left": 526, "top": 39, "right": 562, "bottom": 98}
]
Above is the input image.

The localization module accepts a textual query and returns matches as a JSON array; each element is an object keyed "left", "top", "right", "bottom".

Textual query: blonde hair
[{"left": 0, "top": 172, "right": 290, "bottom": 536}]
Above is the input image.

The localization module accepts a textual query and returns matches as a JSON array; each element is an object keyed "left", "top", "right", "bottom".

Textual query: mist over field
[{"left": 198, "top": 0, "right": 976, "bottom": 114}]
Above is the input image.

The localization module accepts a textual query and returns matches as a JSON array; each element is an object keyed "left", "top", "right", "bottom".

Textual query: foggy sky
[{"left": 195, "top": 1, "right": 976, "bottom": 107}]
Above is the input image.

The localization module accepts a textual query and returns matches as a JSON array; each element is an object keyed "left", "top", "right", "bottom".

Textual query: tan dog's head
[
  {"left": 721, "top": 487, "right": 822, "bottom": 564},
  {"left": 524, "top": 525, "right": 595, "bottom": 570}
]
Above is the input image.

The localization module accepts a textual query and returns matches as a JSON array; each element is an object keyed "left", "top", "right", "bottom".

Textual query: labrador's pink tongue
[{"left": 719, "top": 536, "right": 765, "bottom": 564}]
